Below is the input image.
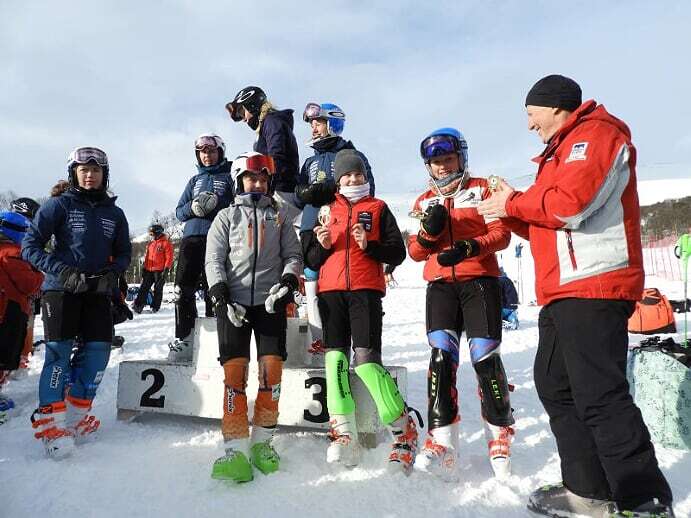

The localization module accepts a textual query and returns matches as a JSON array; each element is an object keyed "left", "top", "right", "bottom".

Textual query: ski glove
[
  {"left": 420, "top": 203, "right": 448, "bottom": 236},
  {"left": 437, "top": 239, "right": 480, "bottom": 267},
  {"left": 191, "top": 191, "right": 219, "bottom": 217},
  {"left": 208, "top": 282, "right": 230, "bottom": 309},
  {"left": 60, "top": 267, "right": 89, "bottom": 294},
  {"left": 93, "top": 270, "right": 119, "bottom": 295},
  {"left": 264, "top": 273, "right": 299, "bottom": 314},
  {"left": 226, "top": 302, "right": 247, "bottom": 327},
  {"left": 295, "top": 182, "right": 337, "bottom": 207}
]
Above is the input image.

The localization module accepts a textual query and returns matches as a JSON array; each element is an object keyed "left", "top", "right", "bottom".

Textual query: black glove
[
  {"left": 94, "top": 270, "right": 119, "bottom": 294},
  {"left": 437, "top": 239, "right": 480, "bottom": 267},
  {"left": 295, "top": 182, "right": 337, "bottom": 206},
  {"left": 208, "top": 282, "right": 230, "bottom": 309},
  {"left": 59, "top": 267, "right": 88, "bottom": 294},
  {"left": 265, "top": 273, "right": 299, "bottom": 314},
  {"left": 163, "top": 267, "right": 170, "bottom": 277},
  {"left": 420, "top": 204, "right": 448, "bottom": 236}
]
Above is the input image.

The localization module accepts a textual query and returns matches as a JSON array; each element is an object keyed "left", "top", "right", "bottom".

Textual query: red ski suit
[{"left": 142, "top": 235, "right": 174, "bottom": 272}]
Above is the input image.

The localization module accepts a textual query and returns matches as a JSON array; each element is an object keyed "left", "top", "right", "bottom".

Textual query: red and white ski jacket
[
  {"left": 0, "top": 239, "right": 43, "bottom": 316},
  {"left": 503, "top": 100, "right": 643, "bottom": 306},
  {"left": 407, "top": 177, "right": 511, "bottom": 282},
  {"left": 142, "top": 235, "right": 174, "bottom": 272}
]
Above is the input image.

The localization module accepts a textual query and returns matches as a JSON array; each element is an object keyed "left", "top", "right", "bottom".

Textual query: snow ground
[{"left": 1, "top": 259, "right": 690, "bottom": 518}]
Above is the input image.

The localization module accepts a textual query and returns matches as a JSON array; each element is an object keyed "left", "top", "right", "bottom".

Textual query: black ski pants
[
  {"left": 174, "top": 236, "right": 209, "bottom": 339},
  {"left": 534, "top": 298, "right": 672, "bottom": 508},
  {"left": 134, "top": 269, "right": 165, "bottom": 311}
]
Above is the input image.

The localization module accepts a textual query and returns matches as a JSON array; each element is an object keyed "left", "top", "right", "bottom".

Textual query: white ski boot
[
  {"left": 417, "top": 422, "right": 459, "bottom": 481},
  {"left": 167, "top": 334, "right": 193, "bottom": 362},
  {"left": 66, "top": 396, "right": 100, "bottom": 443},
  {"left": 31, "top": 402, "right": 75, "bottom": 459},
  {"left": 327, "top": 413, "right": 361, "bottom": 467},
  {"left": 387, "top": 412, "right": 419, "bottom": 475},
  {"left": 485, "top": 422, "right": 514, "bottom": 479}
]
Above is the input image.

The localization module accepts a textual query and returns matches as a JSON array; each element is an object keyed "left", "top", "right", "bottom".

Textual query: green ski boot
[
  {"left": 250, "top": 426, "right": 280, "bottom": 474},
  {"left": 211, "top": 439, "right": 253, "bottom": 482}
]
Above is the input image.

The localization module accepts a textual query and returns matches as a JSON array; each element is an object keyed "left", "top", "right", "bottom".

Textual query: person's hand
[
  {"left": 59, "top": 267, "right": 88, "bottom": 294},
  {"left": 477, "top": 179, "right": 515, "bottom": 218},
  {"left": 208, "top": 282, "right": 229, "bottom": 309},
  {"left": 315, "top": 225, "right": 332, "bottom": 249},
  {"left": 191, "top": 191, "right": 219, "bottom": 217},
  {"left": 437, "top": 239, "right": 480, "bottom": 267},
  {"left": 420, "top": 204, "right": 448, "bottom": 236},
  {"left": 226, "top": 303, "right": 247, "bottom": 327},
  {"left": 295, "top": 182, "right": 337, "bottom": 206},
  {"left": 265, "top": 274, "right": 299, "bottom": 313},
  {"left": 352, "top": 223, "right": 367, "bottom": 250}
]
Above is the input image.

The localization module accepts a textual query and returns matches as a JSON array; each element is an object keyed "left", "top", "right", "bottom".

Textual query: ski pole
[{"left": 675, "top": 233, "right": 690, "bottom": 346}]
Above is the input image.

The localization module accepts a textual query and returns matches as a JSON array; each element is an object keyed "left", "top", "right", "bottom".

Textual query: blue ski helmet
[
  {"left": 419, "top": 128, "right": 469, "bottom": 171},
  {"left": 0, "top": 211, "right": 30, "bottom": 244},
  {"left": 303, "top": 102, "right": 346, "bottom": 137}
]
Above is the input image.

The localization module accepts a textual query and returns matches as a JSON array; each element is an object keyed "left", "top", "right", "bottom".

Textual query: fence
[{"left": 642, "top": 232, "right": 688, "bottom": 281}]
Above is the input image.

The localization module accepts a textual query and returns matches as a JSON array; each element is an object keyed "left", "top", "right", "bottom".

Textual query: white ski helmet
[
  {"left": 231, "top": 151, "right": 275, "bottom": 193},
  {"left": 194, "top": 133, "right": 226, "bottom": 164}
]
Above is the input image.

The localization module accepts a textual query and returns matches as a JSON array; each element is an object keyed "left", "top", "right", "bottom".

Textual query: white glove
[
  {"left": 226, "top": 302, "right": 247, "bottom": 327},
  {"left": 265, "top": 282, "right": 291, "bottom": 314},
  {"left": 191, "top": 191, "right": 219, "bottom": 217}
]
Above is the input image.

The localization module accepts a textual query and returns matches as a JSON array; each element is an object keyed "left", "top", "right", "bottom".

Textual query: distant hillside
[{"left": 640, "top": 195, "right": 691, "bottom": 240}]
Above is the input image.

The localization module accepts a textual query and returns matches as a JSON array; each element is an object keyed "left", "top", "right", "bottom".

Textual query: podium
[{"left": 116, "top": 317, "right": 407, "bottom": 436}]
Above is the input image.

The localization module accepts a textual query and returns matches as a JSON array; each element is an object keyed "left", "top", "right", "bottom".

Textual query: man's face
[
  {"left": 526, "top": 105, "right": 569, "bottom": 144},
  {"left": 311, "top": 118, "right": 329, "bottom": 139},
  {"left": 198, "top": 147, "right": 220, "bottom": 166},
  {"left": 428, "top": 153, "right": 461, "bottom": 180}
]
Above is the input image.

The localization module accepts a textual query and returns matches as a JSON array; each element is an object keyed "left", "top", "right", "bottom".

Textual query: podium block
[{"left": 117, "top": 317, "right": 407, "bottom": 434}]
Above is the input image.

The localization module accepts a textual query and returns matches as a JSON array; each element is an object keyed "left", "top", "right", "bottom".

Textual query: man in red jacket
[
  {"left": 408, "top": 128, "right": 515, "bottom": 481},
  {"left": 478, "top": 75, "right": 673, "bottom": 517},
  {"left": 133, "top": 224, "right": 174, "bottom": 314}
]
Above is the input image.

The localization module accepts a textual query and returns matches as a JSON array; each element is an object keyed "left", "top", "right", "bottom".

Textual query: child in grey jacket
[{"left": 205, "top": 152, "right": 302, "bottom": 483}]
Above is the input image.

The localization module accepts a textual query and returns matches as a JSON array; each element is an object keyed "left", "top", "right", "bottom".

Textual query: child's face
[
  {"left": 75, "top": 164, "right": 104, "bottom": 190},
  {"left": 198, "top": 147, "right": 220, "bottom": 167},
  {"left": 242, "top": 171, "right": 269, "bottom": 193},
  {"left": 428, "top": 152, "right": 461, "bottom": 180},
  {"left": 338, "top": 171, "right": 366, "bottom": 187}
]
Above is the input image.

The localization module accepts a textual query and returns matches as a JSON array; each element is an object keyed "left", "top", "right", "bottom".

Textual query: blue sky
[{"left": 2, "top": 1, "right": 689, "bottom": 232}]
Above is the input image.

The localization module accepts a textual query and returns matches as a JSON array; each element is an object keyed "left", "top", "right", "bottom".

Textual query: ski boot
[
  {"left": 527, "top": 482, "right": 615, "bottom": 517},
  {"left": 326, "top": 413, "right": 360, "bottom": 467},
  {"left": 31, "top": 402, "right": 75, "bottom": 459},
  {"left": 112, "top": 336, "right": 125, "bottom": 349},
  {"left": 0, "top": 393, "right": 15, "bottom": 425},
  {"left": 417, "top": 422, "right": 459, "bottom": 481},
  {"left": 610, "top": 499, "right": 675, "bottom": 517},
  {"left": 485, "top": 422, "right": 514, "bottom": 479},
  {"left": 249, "top": 425, "right": 280, "bottom": 475},
  {"left": 211, "top": 438, "right": 253, "bottom": 482},
  {"left": 66, "top": 396, "right": 100, "bottom": 443},
  {"left": 387, "top": 411, "right": 420, "bottom": 475},
  {"left": 167, "top": 336, "right": 193, "bottom": 362}
]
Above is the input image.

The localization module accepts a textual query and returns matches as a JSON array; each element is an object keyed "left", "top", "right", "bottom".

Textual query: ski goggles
[
  {"left": 69, "top": 147, "right": 109, "bottom": 167},
  {"left": 225, "top": 101, "right": 245, "bottom": 122},
  {"left": 419, "top": 134, "right": 463, "bottom": 161},
  {"left": 194, "top": 135, "right": 221, "bottom": 150},
  {"left": 303, "top": 102, "right": 324, "bottom": 122},
  {"left": 245, "top": 154, "right": 275, "bottom": 175}
]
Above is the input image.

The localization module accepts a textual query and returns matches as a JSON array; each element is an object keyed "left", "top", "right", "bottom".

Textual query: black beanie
[
  {"left": 334, "top": 149, "right": 367, "bottom": 184},
  {"left": 525, "top": 74, "right": 582, "bottom": 112}
]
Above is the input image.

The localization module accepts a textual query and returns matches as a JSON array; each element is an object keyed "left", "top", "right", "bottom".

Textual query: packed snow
[{"left": 1, "top": 251, "right": 690, "bottom": 517}]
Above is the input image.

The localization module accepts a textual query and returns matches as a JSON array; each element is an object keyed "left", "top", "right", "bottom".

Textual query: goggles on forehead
[
  {"left": 245, "top": 154, "right": 275, "bottom": 175},
  {"left": 70, "top": 147, "right": 109, "bottom": 167},
  {"left": 303, "top": 102, "right": 323, "bottom": 122},
  {"left": 419, "top": 135, "right": 462, "bottom": 161},
  {"left": 194, "top": 135, "right": 220, "bottom": 150}
]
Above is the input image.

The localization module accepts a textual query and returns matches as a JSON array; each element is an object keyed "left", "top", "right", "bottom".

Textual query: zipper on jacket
[
  {"left": 346, "top": 203, "right": 352, "bottom": 290},
  {"left": 250, "top": 202, "right": 259, "bottom": 306},
  {"left": 444, "top": 198, "right": 456, "bottom": 281},
  {"left": 565, "top": 229, "right": 578, "bottom": 270}
]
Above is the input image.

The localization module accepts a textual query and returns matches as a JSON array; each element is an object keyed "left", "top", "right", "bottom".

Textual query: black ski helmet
[
  {"left": 226, "top": 86, "right": 267, "bottom": 121},
  {"left": 149, "top": 223, "right": 164, "bottom": 237},
  {"left": 11, "top": 197, "right": 40, "bottom": 220}
]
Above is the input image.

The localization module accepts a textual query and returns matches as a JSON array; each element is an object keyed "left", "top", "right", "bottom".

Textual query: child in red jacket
[
  {"left": 0, "top": 211, "right": 43, "bottom": 423},
  {"left": 302, "top": 149, "right": 420, "bottom": 474}
]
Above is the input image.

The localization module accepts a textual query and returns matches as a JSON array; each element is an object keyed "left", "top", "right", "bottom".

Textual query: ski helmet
[
  {"left": 226, "top": 86, "right": 267, "bottom": 121},
  {"left": 0, "top": 211, "right": 30, "bottom": 244},
  {"left": 419, "top": 128, "right": 469, "bottom": 171},
  {"left": 11, "top": 197, "right": 40, "bottom": 220},
  {"left": 231, "top": 152, "right": 275, "bottom": 194},
  {"left": 149, "top": 223, "right": 164, "bottom": 237},
  {"left": 66, "top": 146, "right": 110, "bottom": 189},
  {"left": 303, "top": 102, "right": 346, "bottom": 138},
  {"left": 194, "top": 133, "right": 226, "bottom": 164}
]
